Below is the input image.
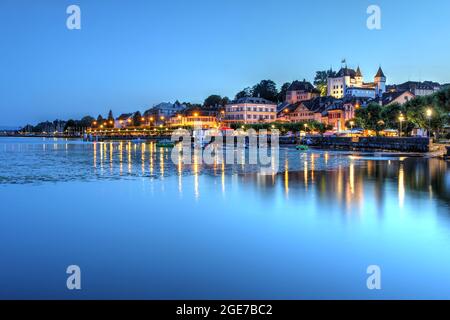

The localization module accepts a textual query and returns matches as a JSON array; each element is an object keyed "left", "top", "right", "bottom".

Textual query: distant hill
[{"left": 0, "top": 126, "right": 20, "bottom": 131}]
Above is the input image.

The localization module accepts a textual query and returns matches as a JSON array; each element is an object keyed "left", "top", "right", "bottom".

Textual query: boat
[
  {"left": 296, "top": 145, "right": 309, "bottom": 151},
  {"left": 156, "top": 140, "right": 175, "bottom": 148}
]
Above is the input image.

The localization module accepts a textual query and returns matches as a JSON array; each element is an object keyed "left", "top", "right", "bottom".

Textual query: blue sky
[{"left": 1, "top": 0, "right": 450, "bottom": 126}]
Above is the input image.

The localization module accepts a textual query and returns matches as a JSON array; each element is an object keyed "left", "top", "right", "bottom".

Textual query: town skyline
[
  {"left": 5, "top": 63, "right": 448, "bottom": 129},
  {"left": 1, "top": 0, "right": 450, "bottom": 126}
]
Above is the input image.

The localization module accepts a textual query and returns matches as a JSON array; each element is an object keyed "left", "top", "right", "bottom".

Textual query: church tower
[{"left": 374, "top": 67, "right": 386, "bottom": 97}]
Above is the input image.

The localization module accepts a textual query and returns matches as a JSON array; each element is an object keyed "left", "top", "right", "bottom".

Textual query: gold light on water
[{"left": 398, "top": 164, "right": 405, "bottom": 209}]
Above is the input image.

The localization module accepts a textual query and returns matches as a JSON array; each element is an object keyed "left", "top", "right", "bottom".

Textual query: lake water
[{"left": 0, "top": 137, "right": 449, "bottom": 299}]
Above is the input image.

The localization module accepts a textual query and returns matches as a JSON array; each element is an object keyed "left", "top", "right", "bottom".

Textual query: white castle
[{"left": 327, "top": 65, "right": 386, "bottom": 99}]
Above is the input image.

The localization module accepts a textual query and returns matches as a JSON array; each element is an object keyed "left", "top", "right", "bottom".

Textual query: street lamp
[
  {"left": 350, "top": 121, "right": 355, "bottom": 137},
  {"left": 426, "top": 108, "right": 432, "bottom": 139},
  {"left": 398, "top": 114, "right": 405, "bottom": 137}
]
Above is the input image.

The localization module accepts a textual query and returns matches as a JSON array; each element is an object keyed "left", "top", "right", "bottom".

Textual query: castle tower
[
  {"left": 374, "top": 67, "right": 386, "bottom": 97},
  {"left": 355, "top": 66, "right": 363, "bottom": 86}
]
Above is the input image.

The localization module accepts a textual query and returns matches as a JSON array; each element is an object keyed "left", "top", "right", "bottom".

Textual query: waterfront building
[
  {"left": 225, "top": 97, "right": 277, "bottom": 124},
  {"left": 168, "top": 110, "right": 218, "bottom": 129},
  {"left": 323, "top": 98, "right": 360, "bottom": 131},
  {"left": 278, "top": 96, "right": 335, "bottom": 123},
  {"left": 285, "top": 80, "right": 320, "bottom": 104},
  {"left": 115, "top": 113, "right": 134, "bottom": 128},
  {"left": 143, "top": 102, "right": 186, "bottom": 124},
  {"left": 327, "top": 66, "right": 386, "bottom": 99},
  {"left": 277, "top": 96, "right": 365, "bottom": 131}
]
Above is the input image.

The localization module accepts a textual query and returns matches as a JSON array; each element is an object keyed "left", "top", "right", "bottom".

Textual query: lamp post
[
  {"left": 350, "top": 121, "right": 355, "bottom": 137},
  {"left": 426, "top": 108, "right": 432, "bottom": 139},
  {"left": 398, "top": 113, "right": 405, "bottom": 137}
]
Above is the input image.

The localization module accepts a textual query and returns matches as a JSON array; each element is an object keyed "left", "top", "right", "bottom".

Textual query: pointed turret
[
  {"left": 375, "top": 67, "right": 385, "bottom": 78},
  {"left": 374, "top": 66, "right": 386, "bottom": 97},
  {"left": 356, "top": 66, "right": 362, "bottom": 77}
]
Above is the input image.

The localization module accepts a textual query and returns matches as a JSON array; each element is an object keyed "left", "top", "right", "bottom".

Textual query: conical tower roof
[
  {"left": 356, "top": 66, "right": 362, "bottom": 77},
  {"left": 375, "top": 67, "right": 385, "bottom": 78}
]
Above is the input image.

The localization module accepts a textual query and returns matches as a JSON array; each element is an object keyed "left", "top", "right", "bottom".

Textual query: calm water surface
[{"left": 0, "top": 137, "right": 449, "bottom": 299}]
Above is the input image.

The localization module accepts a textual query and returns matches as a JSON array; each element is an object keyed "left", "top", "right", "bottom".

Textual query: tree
[
  {"left": 107, "top": 110, "right": 114, "bottom": 128},
  {"left": 64, "top": 119, "right": 76, "bottom": 131},
  {"left": 203, "top": 95, "right": 223, "bottom": 108},
  {"left": 433, "top": 87, "right": 450, "bottom": 113},
  {"left": 278, "top": 82, "right": 291, "bottom": 102},
  {"left": 252, "top": 80, "right": 278, "bottom": 102},
  {"left": 235, "top": 87, "right": 252, "bottom": 100},
  {"left": 133, "top": 111, "right": 142, "bottom": 127},
  {"left": 314, "top": 69, "right": 336, "bottom": 85},
  {"left": 220, "top": 96, "right": 230, "bottom": 106},
  {"left": 380, "top": 103, "right": 404, "bottom": 129},
  {"left": 314, "top": 69, "right": 336, "bottom": 97},
  {"left": 96, "top": 115, "right": 104, "bottom": 127},
  {"left": 80, "top": 116, "right": 95, "bottom": 128},
  {"left": 354, "top": 103, "right": 385, "bottom": 135},
  {"left": 403, "top": 93, "right": 449, "bottom": 138}
]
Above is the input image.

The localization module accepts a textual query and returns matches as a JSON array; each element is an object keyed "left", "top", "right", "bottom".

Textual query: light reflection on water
[
  {"left": 0, "top": 137, "right": 449, "bottom": 299},
  {"left": 0, "top": 137, "right": 404, "bottom": 184},
  {"left": 2, "top": 138, "right": 448, "bottom": 207}
]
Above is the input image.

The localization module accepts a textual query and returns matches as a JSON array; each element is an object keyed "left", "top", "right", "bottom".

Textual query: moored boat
[
  {"left": 156, "top": 140, "right": 175, "bottom": 148},
  {"left": 296, "top": 145, "right": 309, "bottom": 151}
]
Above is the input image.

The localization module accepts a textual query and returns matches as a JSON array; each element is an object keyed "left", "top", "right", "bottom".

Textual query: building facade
[
  {"left": 168, "top": 115, "right": 218, "bottom": 129},
  {"left": 391, "top": 81, "right": 440, "bottom": 97},
  {"left": 143, "top": 102, "right": 186, "bottom": 124},
  {"left": 277, "top": 96, "right": 364, "bottom": 131},
  {"left": 225, "top": 97, "right": 277, "bottom": 124},
  {"left": 380, "top": 90, "right": 415, "bottom": 106},
  {"left": 285, "top": 80, "right": 320, "bottom": 104}
]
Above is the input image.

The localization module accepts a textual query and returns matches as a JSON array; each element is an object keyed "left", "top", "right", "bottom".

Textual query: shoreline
[{"left": 1, "top": 134, "right": 447, "bottom": 159}]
